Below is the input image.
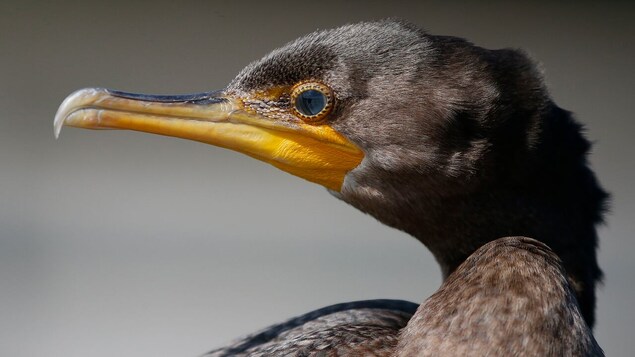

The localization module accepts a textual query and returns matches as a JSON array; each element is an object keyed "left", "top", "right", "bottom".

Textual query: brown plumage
[{"left": 396, "top": 237, "right": 602, "bottom": 356}]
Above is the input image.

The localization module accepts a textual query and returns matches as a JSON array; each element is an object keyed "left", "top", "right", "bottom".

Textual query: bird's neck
[
  {"left": 343, "top": 180, "right": 587, "bottom": 276},
  {"left": 398, "top": 187, "right": 584, "bottom": 279}
]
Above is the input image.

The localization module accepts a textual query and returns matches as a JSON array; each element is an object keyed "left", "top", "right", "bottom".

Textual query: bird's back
[{"left": 396, "top": 237, "right": 603, "bottom": 357}]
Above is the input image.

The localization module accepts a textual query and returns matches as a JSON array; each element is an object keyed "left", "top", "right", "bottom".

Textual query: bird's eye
[{"left": 291, "top": 82, "right": 333, "bottom": 122}]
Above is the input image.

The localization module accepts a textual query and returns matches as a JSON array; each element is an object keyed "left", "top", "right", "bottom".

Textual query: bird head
[{"left": 55, "top": 20, "right": 539, "bottom": 208}]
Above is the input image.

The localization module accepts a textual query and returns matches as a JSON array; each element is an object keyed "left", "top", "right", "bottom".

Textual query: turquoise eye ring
[{"left": 291, "top": 82, "right": 334, "bottom": 123}]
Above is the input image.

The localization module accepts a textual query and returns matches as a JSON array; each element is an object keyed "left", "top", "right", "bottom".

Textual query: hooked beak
[{"left": 54, "top": 88, "right": 363, "bottom": 191}]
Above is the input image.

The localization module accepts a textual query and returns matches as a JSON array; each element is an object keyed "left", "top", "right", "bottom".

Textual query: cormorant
[{"left": 54, "top": 20, "right": 607, "bottom": 355}]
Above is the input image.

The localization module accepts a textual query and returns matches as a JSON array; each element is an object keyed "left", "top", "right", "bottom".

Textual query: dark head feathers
[{"left": 229, "top": 19, "right": 432, "bottom": 92}]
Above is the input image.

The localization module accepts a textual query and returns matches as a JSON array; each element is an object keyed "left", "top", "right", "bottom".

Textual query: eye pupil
[{"left": 296, "top": 89, "right": 327, "bottom": 116}]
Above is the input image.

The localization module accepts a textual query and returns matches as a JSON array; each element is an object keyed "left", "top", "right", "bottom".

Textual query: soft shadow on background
[{"left": 1, "top": 1, "right": 633, "bottom": 356}]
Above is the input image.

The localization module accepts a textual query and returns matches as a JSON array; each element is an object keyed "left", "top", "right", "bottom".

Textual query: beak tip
[
  {"left": 53, "top": 124, "right": 62, "bottom": 139},
  {"left": 53, "top": 87, "right": 103, "bottom": 139}
]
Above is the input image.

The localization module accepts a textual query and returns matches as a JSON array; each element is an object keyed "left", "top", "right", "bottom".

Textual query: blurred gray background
[{"left": 1, "top": 1, "right": 633, "bottom": 356}]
